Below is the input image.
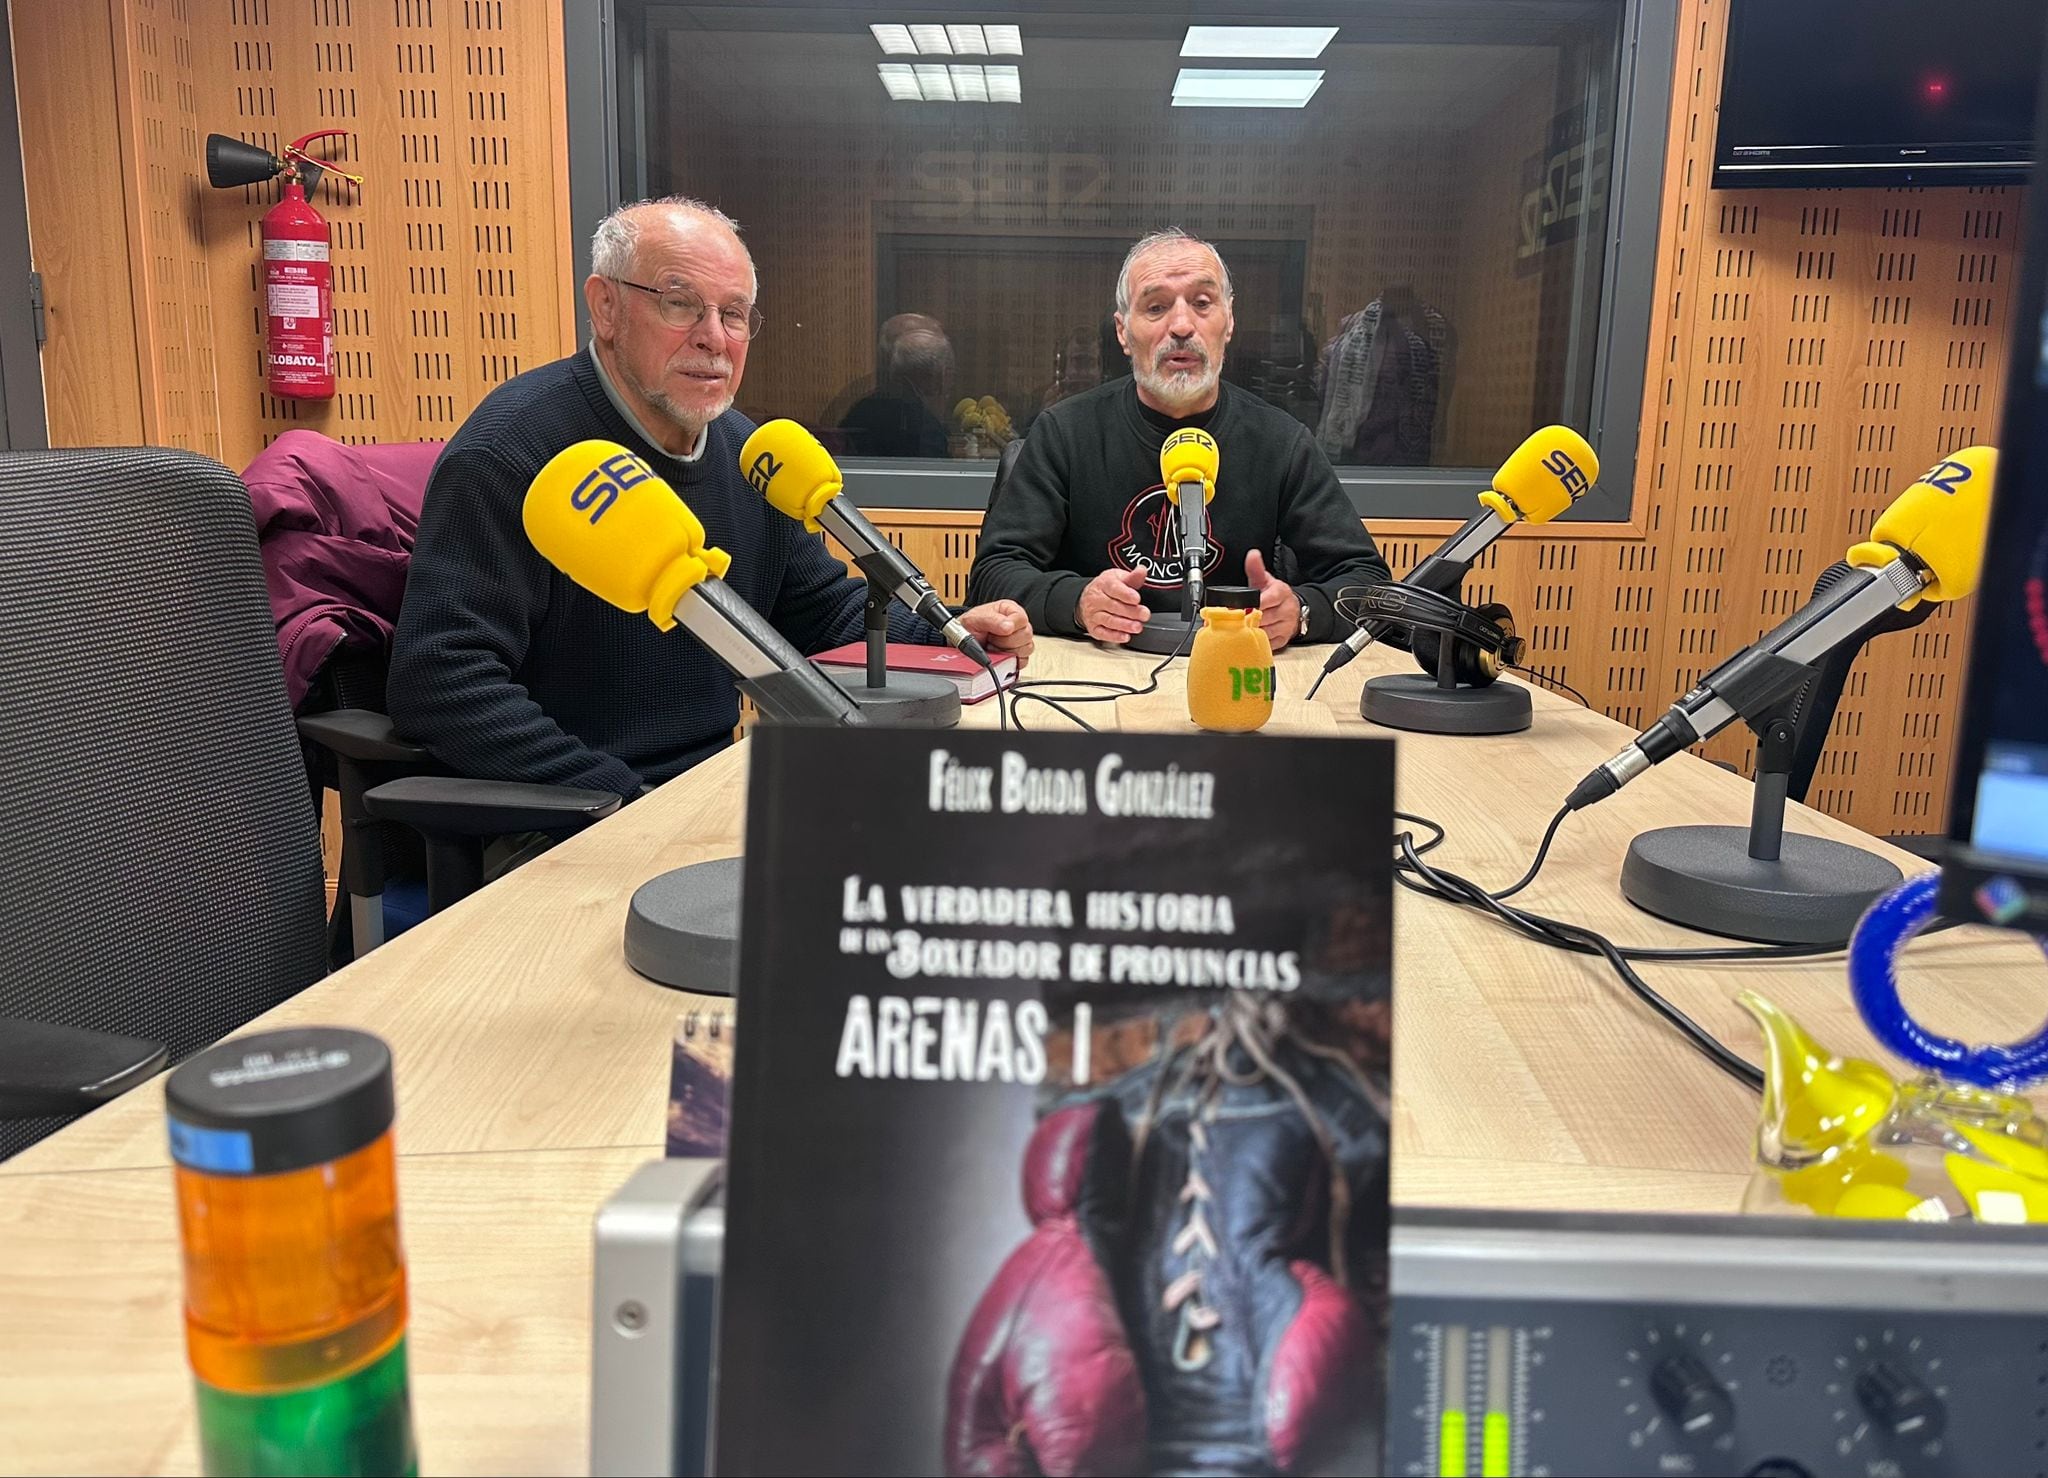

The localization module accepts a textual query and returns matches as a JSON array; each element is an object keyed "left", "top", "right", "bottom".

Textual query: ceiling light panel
[
  {"left": 914, "top": 62, "right": 956, "bottom": 101},
  {"left": 946, "top": 24, "right": 989, "bottom": 54},
  {"left": 950, "top": 63, "right": 990, "bottom": 101},
  {"left": 984, "top": 24, "right": 1023, "bottom": 54},
  {"left": 1180, "top": 25, "right": 1337, "bottom": 59},
  {"left": 870, "top": 23, "right": 916, "bottom": 54},
  {"left": 908, "top": 23, "right": 951, "bottom": 55},
  {"left": 1171, "top": 68, "right": 1325, "bottom": 108},
  {"left": 986, "top": 63, "right": 1022, "bottom": 102},
  {"left": 876, "top": 62, "right": 921, "bottom": 100}
]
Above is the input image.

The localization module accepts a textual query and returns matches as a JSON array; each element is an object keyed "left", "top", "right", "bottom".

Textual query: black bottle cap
[
  {"left": 1203, "top": 585, "right": 1258, "bottom": 610},
  {"left": 166, "top": 1027, "right": 394, "bottom": 1176}
]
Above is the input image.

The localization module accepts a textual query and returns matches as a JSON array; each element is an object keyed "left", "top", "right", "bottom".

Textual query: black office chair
[
  {"left": 297, "top": 649, "right": 618, "bottom": 964},
  {"left": 0, "top": 448, "right": 331, "bottom": 1159}
]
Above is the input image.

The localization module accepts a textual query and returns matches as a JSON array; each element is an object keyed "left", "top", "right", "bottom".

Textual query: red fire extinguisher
[{"left": 260, "top": 130, "right": 362, "bottom": 401}]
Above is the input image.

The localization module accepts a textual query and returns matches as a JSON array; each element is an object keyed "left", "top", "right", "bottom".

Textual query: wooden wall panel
[
  {"left": 20, "top": 0, "right": 575, "bottom": 469},
  {"left": 113, "top": 0, "right": 223, "bottom": 456},
  {"left": 13, "top": 0, "right": 147, "bottom": 447},
  {"left": 193, "top": 0, "right": 575, "bottom": 465}
]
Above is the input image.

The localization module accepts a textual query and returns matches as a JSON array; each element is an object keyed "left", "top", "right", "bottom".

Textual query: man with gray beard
[
  {"left": 967, "top": 229, "right": 1390, "bottom": 649},
  {"left": 389, "top": 197, "right": 1032, "bottom": 799}
]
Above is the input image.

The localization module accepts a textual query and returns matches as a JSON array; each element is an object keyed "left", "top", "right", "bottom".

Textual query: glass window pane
[{"left": 631, "top": 1, "right": 1625, "bottom": 475}]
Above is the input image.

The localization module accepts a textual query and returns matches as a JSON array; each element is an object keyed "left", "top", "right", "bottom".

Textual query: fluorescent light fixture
[
  {"left": 950, "top": 63, "right": 989, "bottom": 101},
  {"left": 946, "top": 23, "right": 988, "bottom": 55},
  {"left": 908, "top": 22, "right": 951, "bottom": 55},
  {"left": 1181, "top": 25, "right": 1337, "bottom": 59},
  {"left": 914, "top": 62, "right": 956, "bottom": 101},
  {"left": 986, "top": 63, "right": 1021, "bottom": 103},
  {"left": 877, "top": 62, "right": 922, "bottom": 100},
  {"left": 985, "top": 23, "right": 1023, "bottom": 54},
  {"left": 870, "top": 23, "right": 916, "bottom": 55},
  {"left": 1171, "top": 67, "right": 1324, "bottom": 108}
]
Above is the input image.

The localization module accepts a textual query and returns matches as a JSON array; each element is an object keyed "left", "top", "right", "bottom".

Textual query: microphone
[
  {"left": 522, "top": 439, "right": 864, "bottom": 726},
  {"left": 741, "top": 419, "right": 992, "bottom": 669},
  {"left": 1566, "top": 446, "right": 1997, "bottom": 812},
  {"left": 1161, "top": 427, "right": 1219, "bottom": 616},
  {"left": 1309, "top": 426, "right": 1599, "bottom": 696}
]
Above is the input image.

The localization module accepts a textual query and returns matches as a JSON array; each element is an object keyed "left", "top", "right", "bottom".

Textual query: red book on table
[{"left": 809, "top": 641, "right": 1018, "bottom": 703}]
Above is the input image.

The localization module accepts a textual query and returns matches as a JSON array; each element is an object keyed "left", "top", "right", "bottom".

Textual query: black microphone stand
[
  {"left": 621, "top": 580, "right": 960, "bottom": 1000},
  {"left": 818, "top": 580, "right": 961, "bottom": 728},
  {"left": 1127, "top": 492, "right": 1204, "bottom": 657},
  {"left": 1619, "top": 590, "right": 1934, "bottom": 944}
]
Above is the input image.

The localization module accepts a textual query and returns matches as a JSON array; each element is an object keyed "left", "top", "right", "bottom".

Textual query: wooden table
[{"left": 3, "top": 639, "right": 2039, "bottom": 1475}]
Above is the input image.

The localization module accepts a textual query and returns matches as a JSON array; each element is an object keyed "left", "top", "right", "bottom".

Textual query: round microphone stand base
[
  {"left": 824, "top": 669, "right": 961, "bottom": 727},
  {"left": 1620, "top": 825, "right": 1904, "bottom": 946},
  {"left": 624, "top": 856, "right": 744, "bottom": 995},
  {"left": 1122, "top": 614, "right": 1200, "bottom": 658},
  {"left": 1361, "top": 674, "right": 1531, "bottom": 735}
]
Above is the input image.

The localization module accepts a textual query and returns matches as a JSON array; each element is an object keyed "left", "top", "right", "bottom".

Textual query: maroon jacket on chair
[{"left": 242, "top": 430, "right": 441, "bottom": 709}]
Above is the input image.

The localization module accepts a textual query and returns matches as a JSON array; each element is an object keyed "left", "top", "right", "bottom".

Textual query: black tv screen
[{"left": 1714, "top": 0, "right": 2046, "bottom": 188}]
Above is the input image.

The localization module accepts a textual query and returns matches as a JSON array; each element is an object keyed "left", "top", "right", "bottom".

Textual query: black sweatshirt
[
  {"left": 387, "top": 351, "right": 932, "bottom": 797},
  {"left": 966, "top": 378, "right": 1391, "bottom": 641}
]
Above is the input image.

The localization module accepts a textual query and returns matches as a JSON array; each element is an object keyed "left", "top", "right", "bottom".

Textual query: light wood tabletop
[{"left": 3, "top": 637, "right": 2040, "bottom": 1475}]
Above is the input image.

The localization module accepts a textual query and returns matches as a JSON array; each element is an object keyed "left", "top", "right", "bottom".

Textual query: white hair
[
  {"left": 590, "top": 195, "right": 754, "bottom": 293},
  {"left": 1114, "top": 228, "right": 1234, "bottom": 315}
]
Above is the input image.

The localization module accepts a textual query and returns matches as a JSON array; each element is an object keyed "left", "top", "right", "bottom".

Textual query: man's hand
[
  {"left": 1076, "top": 567, "right": 1151, "bottom": 644},
  {"left": 959, "top": 599, "right": 1034, "bottom": 669},
  {"left": 1244, "top": 549, "right": 1303, "bottom": 651}
]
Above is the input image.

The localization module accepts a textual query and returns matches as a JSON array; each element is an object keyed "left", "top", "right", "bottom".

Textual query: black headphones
[{"left": 1348, "top": 583, "right": 1525, "bottom": 687}]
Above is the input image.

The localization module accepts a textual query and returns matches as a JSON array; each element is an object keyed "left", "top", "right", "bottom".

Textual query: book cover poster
[
  {"left": 716, "top": 728, "right": 1394, "bottom": 1477},
  {"left": 665, "top": 1007, "right": 735, "bottom": 1159}
]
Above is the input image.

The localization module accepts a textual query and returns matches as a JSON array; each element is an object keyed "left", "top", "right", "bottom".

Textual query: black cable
[
  {"left": 1392, "top": 827, "right": 1765, "bottom": 1091},
  {"left": 1393, "top": 810, "right": 1446, "bottom": 856},
  {"left": 1491, "top": 803, "right": 1569, "bottom": 901},
  {"left": 1507, "top": 663, "right": 1589, "bottom": 708},
  {"left": 1004, "top": 621, "right": 1195, "bottom": 727},
  {"left": 1009, "top": 687, "right": 1099, "bottom": 731},
  {"left": 1401, "top": 805, "right": 1859, "bottom": 962}
]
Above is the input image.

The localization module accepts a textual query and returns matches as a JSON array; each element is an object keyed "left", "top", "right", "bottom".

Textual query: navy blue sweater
[{"left": 388, "top": 352, "right": 930, "bottom": 797}]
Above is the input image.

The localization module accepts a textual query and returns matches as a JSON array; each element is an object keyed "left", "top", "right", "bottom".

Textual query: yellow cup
[{"left": 1187, "top": 591, "right": 1275, "bottom": 732}]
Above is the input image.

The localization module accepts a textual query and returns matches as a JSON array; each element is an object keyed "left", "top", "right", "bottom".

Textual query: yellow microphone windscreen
[
  {"left": 742, "top": 419, "right": 843, "bottom": 530},
  {"left": 1478, "top": 426, "right": 1600, "bottom": 524},
  {"left": 1847, "top": 446, "right": 1996, "bottom": 603},
  {"left": 522, "top": 440, "right": 731, "bottom": 631},
  {"left": 1160, "top": 427, "right": 1219, "bottom": 505}
]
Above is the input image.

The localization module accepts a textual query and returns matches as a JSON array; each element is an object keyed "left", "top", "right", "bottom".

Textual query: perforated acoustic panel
[
  {"left": 93, "top": 0, "right": 574, "bottom": 468},
  {"left": 853, "top": 0, "right": 2020, "bottom": 838}
]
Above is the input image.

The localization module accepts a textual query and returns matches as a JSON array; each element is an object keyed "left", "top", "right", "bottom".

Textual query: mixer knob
[
  {"left": 1855, "top": 1360, "right": 1947, "bottom": 1443},
  {"left": 1650, "top": 1350, "right": 1735, "bottom": 1441}
]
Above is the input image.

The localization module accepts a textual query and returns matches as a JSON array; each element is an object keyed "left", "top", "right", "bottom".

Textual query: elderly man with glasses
[{"left": 389, "top": 197, "right": 1032, "bottom": 803}]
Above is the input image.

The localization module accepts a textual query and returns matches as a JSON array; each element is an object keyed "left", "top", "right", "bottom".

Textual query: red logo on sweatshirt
[{"left": 1108, "top": 483, "right": 1225, "bottom": 590}]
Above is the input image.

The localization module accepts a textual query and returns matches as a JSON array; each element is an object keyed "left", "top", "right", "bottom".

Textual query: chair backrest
[
  {"left": 986, "top": 437, "right": 1026, "bottom": 521},
  {"left": 0, "top": 448, "right": 328, "bottom": 1159}
]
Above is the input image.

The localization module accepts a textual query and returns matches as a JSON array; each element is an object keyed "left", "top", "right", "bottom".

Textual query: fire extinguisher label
[
  {"left": 262, "top": 238, "right": 329, "bottom": 263},
  {"left": 267, "top": 283, "right": 323, "bottom": 318}
]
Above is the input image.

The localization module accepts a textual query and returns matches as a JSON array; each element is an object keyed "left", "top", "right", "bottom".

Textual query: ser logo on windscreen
[
  {"left": 1920, "top": 459, "right": 1972, "bottom": 494},
  {"left": 746, "top": 450, "right": 784, "bottom": 496},
  {"left": 570, "top": 452, "right": 652, "bottom": 524},
  {"left": 1543, "top": 448, "right": 1592, "bottom": 499}
]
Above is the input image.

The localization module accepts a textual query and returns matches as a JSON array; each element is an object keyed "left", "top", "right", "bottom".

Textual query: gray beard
[
  {"left": 1134, "top": 358, "right": 1220, "bottom": 416},
  {"left": 624, "top": 359, "right": 733, "bottom": 445}
]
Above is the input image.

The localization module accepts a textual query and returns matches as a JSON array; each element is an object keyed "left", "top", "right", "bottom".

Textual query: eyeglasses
[{"left": 611, "top": 278, "right": 766, "bottom": 342}]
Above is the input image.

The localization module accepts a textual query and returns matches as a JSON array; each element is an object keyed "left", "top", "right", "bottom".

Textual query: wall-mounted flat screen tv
[{"left": 1714, "top": 0, "right": 2044, "bottom": 188}]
